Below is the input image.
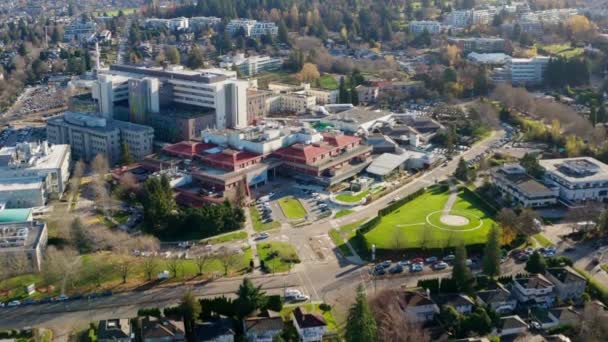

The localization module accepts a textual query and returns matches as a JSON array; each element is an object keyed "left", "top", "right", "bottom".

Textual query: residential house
[
  {"left": 243, "top": 310, "right": 284, "bottom": 342},
  {"left": 138, "top": 316, "right": 185, "bottom": 342},
  {"left": 98, "top": 319, "right": 133, "bottom": 342},
  {"left": 437, "top": 294, "right": 475, "bottom": 314},
  {"left": 403, "top": 290, "right": 440, "bottom": 322},
  {"left": 512, "top": 275, "right": 555, "bottom": 308},
  {"left": 493, "top": 315, "right": 528, "bottom": 337},
  {"left": 544, "top": 267, "right": 587, "bottom": 301},
  {"left": 475, "top": 283, "right": 517, "bottom": 313},
  {"left": 292, "top": 307, "right": 327, "bottom": 342},
  {"left": 195, "top": 318, "right": 235, "bottom": 342},
  {"left": 547, "top": 307, "right": 581, "bottom": 328}
]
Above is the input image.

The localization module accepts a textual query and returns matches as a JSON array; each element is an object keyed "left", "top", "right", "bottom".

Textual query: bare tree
[
  {"left": 69, "top": 160, "right": 85, "bottom": 203},
  {"left": 370, "top": 289, "right": 431, "bottom": 342},
  {"left": 577, "top": 301, "right": 608, "bottom": 342},
  {"left": 218, "top": 249, "right": 236, "bottom": 276},
  {"left": 167, "top": 258, "right": 180, "bottom": 278},
  {"left": 4, "top": 254, "right": 29, "bottom": 278},
  {"left": 41, "top": 247, "right": 82, "bottom": 294},
  {"left": 142, "top": 257, "right": 158, "bottom": 281},
  {"left": 118, "top": 172, "right": 139, "bottom": 200},
  {"left": 116, "top": 260, "right": 131, "bottom": 284},
  {"left": 91, "top": 154, "right": 111, "bottom": 212},
  {"left": 195, "top": 253, "right": 210, "bottom": 276}
]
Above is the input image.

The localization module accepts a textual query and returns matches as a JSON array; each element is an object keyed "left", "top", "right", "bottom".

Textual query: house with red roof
[{"left": 292, "top": 307, "right": 327, "bottom": 342}]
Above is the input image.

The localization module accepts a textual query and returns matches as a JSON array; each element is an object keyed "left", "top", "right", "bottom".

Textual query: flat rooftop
[
  {"left": 324, "top": 107, "right": 392, "bottom": 125},
  {"left": 0, "top": 220, "right": 45, "bottom": 252},
  {"left": 497, "top": 169, "right": 555, "bottom": 196},
  {"left": 540, "top": 157, "right": 608, "bottom": 183}
]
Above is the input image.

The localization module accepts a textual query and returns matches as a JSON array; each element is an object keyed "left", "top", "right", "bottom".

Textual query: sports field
[{"left": 364, "top": 186, "right": 496, "bottom": 249}]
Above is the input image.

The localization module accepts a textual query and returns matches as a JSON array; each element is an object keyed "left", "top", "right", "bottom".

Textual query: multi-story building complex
[
  {"left": 539, "top": 157, "right": 608, "bottom": 203},
  {"left": 189, "top": 16, "right": 222, "bottom": 30},
  {"left": 0, "top": 208, "right": 47, "bottom": 273},
  {"left": 128, "top": 77, "right": 160, "bottom": 124},
  {"left": 512, "top": 275, "right": 555, "bottom": 308},
  {"left": 355, "top": 85, "right": 379, "bottom": 105},
  {"left": 64, "top": 20, "right": 97, "bottom": 42},
  {"left": 93, "top": 65, "right": 248, "bottom": 130},
  {"left": 219, "top": 54, "right": 282, "bottom": 76},
  {"left": 491, "top": 164, "right": 558, "bottom": 207},
  {"left": 445, "top": 10, "right": 473, "bottom": 28},
  {"left": 0, "top": 141, "right": 70, "bottom": 203},
  {"left": 510, "top": 56, "right": 550, "bottom": 85},
  {"left": 472, "top": 9, "right": 495, "bottom": 26},
  {"left": 247, "top": 89, "right": 274, "bottom": 124},
  {"left": 447, "top": 37, "right": 506, "bottom": 53},
  {"left": 409, "top": 21, "right": 442, "bottom": 34},
  {"left": 268, "top": 82, "right": 338, "bottom": 105},
  {"left": 148, "top": 111, "right": 215, "bottom": 143},
  {"left": 143, "top": 17, "right": 189, "bottom": 31},
  {"left": 268, "top": 93, "right": 316, "bottom": 114},
  {"left": 226, "top": 19, "right": 278, "bottom": 38},
  {"left": 46, "top": 111, "right": 153, "bottom": 164}
]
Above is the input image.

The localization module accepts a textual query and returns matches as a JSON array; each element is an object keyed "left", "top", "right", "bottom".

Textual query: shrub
[
  {"left": 264, "top": 295, "right": 284, "bottom": 312},
  {"left": 546, "top": 256, "right": 573, "bottom": 267},
  {"left": 417, "top": 278, "right": 440, "bottom": 294},
  {"left": 137, "top": 307, "right": 161, "bottom": 318},
  {"left": 163, "top": 306, "right": 182, "bottom": 320},
  {"left": 319, "top": 303, "right": 332, "bottom": 312}
]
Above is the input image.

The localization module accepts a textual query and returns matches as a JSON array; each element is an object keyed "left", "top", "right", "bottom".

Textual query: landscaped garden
[
  {"left": 257, "top": 242, "right": 300, "bottom": 273},
  {"left": 363, "top": 186, "right": 496, "bottom": 250},
  {"left": 335, "top": 190, "right": 370, "bottom": 203},
  {"left": 277, "top": 197, "right": 307, "bottom": 219}
]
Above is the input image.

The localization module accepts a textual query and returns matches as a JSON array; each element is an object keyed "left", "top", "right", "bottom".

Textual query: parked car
[
  {"left": 256, "top": 233, "right": 269, "bottom": 240},
  {"left": 374, "top": 268, "right": 387, "bottom": 276},
  {"left": 433, "top": 262, "right": 449, "bottom": 270},
  {"left": 399, "top": 260, "right": 410, "bottom": 267},
  {"left": 7, "top": 300, "right": 21, "bottom": 307},
  {"left": 425, "top": 256, "right": 438, "bottom": 264},
  {"left": 412, "top": 257, "right": 424, "bottom": 264},
  {"left": 285, "top": 289, "right": 302, "bottom": 299},
  {"left": 381, "top": 260, "right": 392, "bottom": 268},
  {"left": 410, "top": 264, "right": 423, "bottom": 272},
  {"left": 443, "top": 254, "right": 455, "bottom": 261},
  {"left": 389, "top": 265, "right": 404, "bottom": 274},
  {"left": 293, "top": 294, "right": 310, "bottom": 302}
]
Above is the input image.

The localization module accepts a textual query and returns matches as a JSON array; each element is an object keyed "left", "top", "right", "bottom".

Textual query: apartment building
[
  {"left": 189, "top": 16, "right": 222, "bottom": 30},
  {"left": 47, "top": 111, "right": 153, "bottom": 164},
  {"left": 409, "top": 21, "right": 442, "bottom": 34},
  {"left": 540, "top": 157, "right": 608, "bottom": 203},
  {"left": 64, "top": 20, "right": 97, "bottom": 42},
  {"left": 445, "top": 10, "right": 472, "bottom": 28},
  {"left": 226, "top": 19, "right": 278, "bottom": 38},
  {"left": 219, "top": 54, "right": 282, "bottom": 76},
  {"left": 93, "top": 65, "right": 248, "bottom": 130},
  {"left": 447, "top": 37, "right": 506, "bottom": 53},
  {"left": 491, "top": 164, "right": 558, "bottom": 207},
  {"left": 0, "top": 141, "right": 71, "bottom": 201}
]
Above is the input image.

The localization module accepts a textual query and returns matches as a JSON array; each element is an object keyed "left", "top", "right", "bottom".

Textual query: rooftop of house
[
  {"left": 476, "top": 283, "right": 512, "bottom": 303},
  {"left": 244, "top": 310, "right": 284, "bottom": 334},
  {"left": 546, "top": 267, "right": 586, "bottom": 284},
  {"left": 434, "top": 293, "right": 476, "bottom": 308},
  {"left": 292, "top": 307, "right": 327, "bottom": 329},
  {"left": 500, "top": 315, "right": 528, "bottom": 330},
  {"left": 403, "top": 290, "right": 436, "bottom": 307},
  {"left": 514, "top": 274, "right": 554, "bottom": 290},
  {"left": 139, "top": 316, "right": 184, "bottom": 340},
  {"left": 549, "top": 306, "right": 581, "bottom": 322},
  {"left": 97, "top": 319, "right": 132, "bottom": 340},
  {"left": 195, "top": 318, "right": 235, "bottom": 340}
]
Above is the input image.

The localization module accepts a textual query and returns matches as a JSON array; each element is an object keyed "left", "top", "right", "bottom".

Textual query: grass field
[
  {"left": 335, "top": 190, "right": 370, "bottom": 203},
  {"left": 250, "top": 207, "right": 281, "bottom": 232},
  {"left": 329, "top": 229, "right": 353, "bottom": 256},
  {"left": 532, "top": 233, "right": 554, "bottom": 247},
  {"left": 0, "top": 249, "right": 252, "bottom": 302},
  {"left": 364, "top": 187, "right": 496, "bottom": 249},
  {"left": 95, "top": 7, "right": 139, "bottom": 17},
  {"left": 202, "top": 230, "right": 248, "bottom": 244},
  {"left": 257, "top": 242, "right": 300, "bottom": 273},
  {"left": 334, "top": 209, "right": 354, "bottom": 218},
  {"left": 278, "top": 197, "right": 307, "bottom": 219},
  {"left": 317, "top": 75, "right": 338, "bottom": 90},
  {"left": 537, "top": 43, "right": 584, "bottom": 59}
]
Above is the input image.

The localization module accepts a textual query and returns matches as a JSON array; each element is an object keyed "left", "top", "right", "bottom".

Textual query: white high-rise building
[{"left": 93, "top": 65, "right": 249, "bottom": 130}]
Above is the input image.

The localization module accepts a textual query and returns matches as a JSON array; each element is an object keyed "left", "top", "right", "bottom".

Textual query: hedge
[
  {"left": 378, "top": 187, "right": 429, "bottom": 216},
  {"left": 461, "top": 186, "right": 498, "bottom": 216},
  {"left": 137, "top": 308, "right": 161, "bottom": 318}
]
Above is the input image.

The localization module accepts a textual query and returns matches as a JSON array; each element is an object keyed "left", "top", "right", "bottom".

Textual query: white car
[
  {"left": 7, "top": 300, "right": 20, "bottom": 307},
  {"left": 293, "top": 294, "right": 310, "bottom": 302},
  {"left": 285, "top": 289, "right": 302, "bottom": 299}
]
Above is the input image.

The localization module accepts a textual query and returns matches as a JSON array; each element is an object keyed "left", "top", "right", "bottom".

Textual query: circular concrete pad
[{"left": 439, "top": 214, "right": 470, "bottom": 226}]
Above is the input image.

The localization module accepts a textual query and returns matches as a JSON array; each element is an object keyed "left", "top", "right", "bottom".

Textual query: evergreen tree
[
  {"left": 235, "top": 278, "right": 267, "bottom": 319},
  {"left": 278, "top": 20, "right": 289, "bottom": 44},
  {"left": 482, "top": 225, "right": 501, "bottom": 278},
  {"left": 166, "top": 46, "right": 180, "bottom": 65},
  {"left": 452, "top": 243, "right": 473, "bottom": 293},
  {"left": 180, "top": 290, "right": 201, "bottom": 341},
  {"left": 526, "top": 251, "right": 547, "bottom": 274},
  {"left": 186, "top": 46, "right": 205, "bottom": 69},
  {"left": 454, "top": 158, "right": 469, "bottom": 182},
  {"left": 590, "top": 105, "right": 597, "bottom": 125},
  {"left": 120, "top": 142, "right": 133, "bottom": 165},
  {"left": 338, "top": 76, "right": 349, "bottom": 103},
  {"left": 345, "top": 285, "right": 377, "bottom": 342},
  {"left": 597, "top": 105, "right": 607, "bottom": 124}
]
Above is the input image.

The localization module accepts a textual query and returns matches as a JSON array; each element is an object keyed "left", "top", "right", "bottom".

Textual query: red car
[{"left": 411, "top": 257, "right": 424, "bottom": 264}]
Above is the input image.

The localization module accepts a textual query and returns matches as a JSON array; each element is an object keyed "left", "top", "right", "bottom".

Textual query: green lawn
[
  {"left": 364, "top": 187, "right": 496, "bottom": 249},
  {"left": 329, "top": 229, "right": 353, "bottom": 256},
  {"left": 257, "top": 242, "right": 300, "bottom": 273},
  {"left": 317, "top": 75, "right": 338, "bottom": 90},
  {"left": 0, "top": 249, "right": 253, "bottom": 302},
  {"left": 532, "top": 233, "right": 555, "bottom": 247},
  {"left": 281, "top": 303, "right": 339, "bottom": 332},
  {"left": 250, "top": 207, "right": 281, "bottom": 232},
  {"left": 340, "top": 219, "right": 367, "bottom": 234},
  {"left": 202, "top": 230, "right": 248, "bottom": 244},
  {"left": 537, "top": 43, "right": 584, "bottom": 59},
  {"left": 277, "top": 197, "right": 307, "bottom": 219},
  {"left": 334, "top": 209, "right": 354, "bottom": 218},
  {"left": 95, "top": 7, "right": 138, "bottom": 17},
  {"left": 335, "top": 190, "right": 370, "bottom": 203}
]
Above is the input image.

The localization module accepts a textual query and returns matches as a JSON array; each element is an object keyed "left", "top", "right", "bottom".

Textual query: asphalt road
[{"left": 0, "top": 129, "right": 506, "bottom": 334}]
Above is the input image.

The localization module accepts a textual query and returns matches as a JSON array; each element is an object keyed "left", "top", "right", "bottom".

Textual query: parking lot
[{"left": 0, "top": 126, "right": 46, "bottom": 147}]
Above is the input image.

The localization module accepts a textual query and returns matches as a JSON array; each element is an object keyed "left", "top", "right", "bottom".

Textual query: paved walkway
[
  {"left": 442, "top": 180, "right": 458, "bottom": 215},
  {"left": 243, "top": 208, "right": 261, "bottom": 274}
]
